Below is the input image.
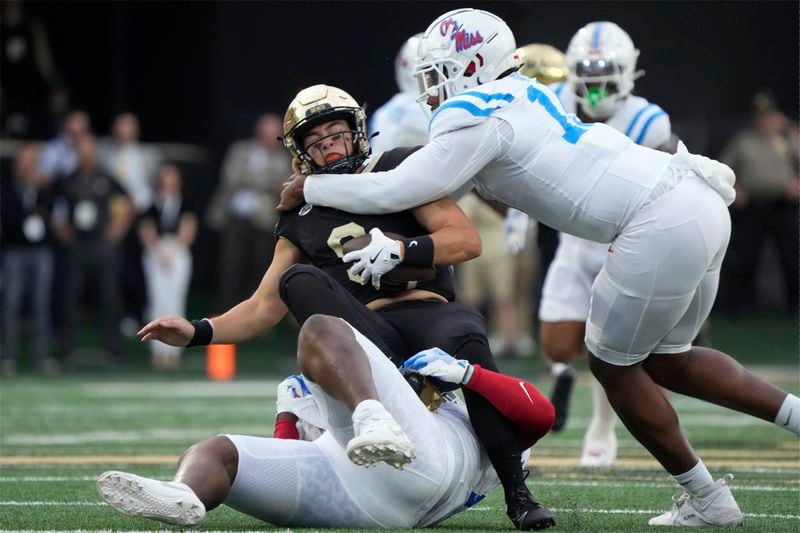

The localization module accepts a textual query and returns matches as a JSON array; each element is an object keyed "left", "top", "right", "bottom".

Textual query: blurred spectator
[
  {"left": 0, "top": 0, "right": 67, "bottom": 139},
  {"left": 100, "top": 112, "right": 163, "bottom": 330},
  {"left": 38, "top": 110, "right": 91, "bottom": 182},
  {"left": 457, "top": 194, "right": 530, "bottom": 358},
  {"left": 1, "top": 144, "right": 58, "bottom": 375},
  {"left": 206, "top": 113, "right": 291, "bottom": 310},
  {"left": 100, "top": 113, "right": 162, "bottom": 213},
  {"left": 720, "top": 91, "right": 799, "bottom": 315},
  {"left": 51, "top": 135, "right": 134, "bottom": 367},
  {"left": 139, "top": 164, "right": 197, "bottom": 370}
]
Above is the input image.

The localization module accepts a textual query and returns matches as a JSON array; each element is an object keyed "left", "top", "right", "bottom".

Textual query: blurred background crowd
[{"left": 1, "top": 1, "right": 797, "bottom": 375}]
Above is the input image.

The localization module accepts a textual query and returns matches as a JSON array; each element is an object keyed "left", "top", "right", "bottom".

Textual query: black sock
[
  {"left": 486, "top": 440, "right": 529, "bottom": 504},
  {"left": 455, "top": 337, "right": 527, "bottom": 503}
]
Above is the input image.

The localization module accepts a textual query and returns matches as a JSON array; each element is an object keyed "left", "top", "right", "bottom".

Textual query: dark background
[
  {"left": 34, "top": 0, "right": 798, "bottom": 152},
  {"left": 15, "top": 0, "right": 799, "bottom": 293}
]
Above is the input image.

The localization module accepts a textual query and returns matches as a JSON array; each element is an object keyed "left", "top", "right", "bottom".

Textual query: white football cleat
[
  {"left": 648, "top": 474, "right": 743, "bottom": 527},
  {"left": 97, "top": 470, "right": 205, "bottom": 526},
  {"left": 346, "top": 399, "right": 415, "bottom": 469},
  {"left": 580, "top": 433, "right": 618, "bottom": 467}
]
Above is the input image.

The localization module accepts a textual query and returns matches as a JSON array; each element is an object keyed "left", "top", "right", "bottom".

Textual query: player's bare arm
[
  {"left": 137, "top": 237, "right": 302, "bottom": 346},
  {"left": 410, "top": 197, "right": 481, "bottom": 265}
]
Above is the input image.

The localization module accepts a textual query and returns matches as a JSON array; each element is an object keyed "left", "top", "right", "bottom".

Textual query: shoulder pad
[
  {"left": 621, "top": 96, "right": 671, "bottom": 148},
  {"left": 429, "top": 82, "right": 519, "bottom": 138},
  {"left": 373, "top": 146, "right": 423, "bottom": 171}
]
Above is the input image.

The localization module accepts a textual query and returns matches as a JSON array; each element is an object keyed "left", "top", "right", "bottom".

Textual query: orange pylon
[{"left": 207, "top": 343, "right": 236, "bottom": 381}]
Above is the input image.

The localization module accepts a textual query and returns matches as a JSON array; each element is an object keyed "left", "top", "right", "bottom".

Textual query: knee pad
[{"left": 279, "top": 264, "right": 335, "bottom": 305}]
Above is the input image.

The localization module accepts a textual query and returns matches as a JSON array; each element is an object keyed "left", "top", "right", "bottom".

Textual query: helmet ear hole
[{"left": 464, "top": 61, "right": 476, "bottom": 77}]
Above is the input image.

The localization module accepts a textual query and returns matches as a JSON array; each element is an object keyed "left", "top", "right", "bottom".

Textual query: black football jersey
[{"left": 275, "top": 147, "right": 455, "bottom": 306}]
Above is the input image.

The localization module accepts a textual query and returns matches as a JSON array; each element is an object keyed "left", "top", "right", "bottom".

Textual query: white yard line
[
  {"left": 1, "top": 501, "right": 798, "bottom": 521},
  {"left": 470, "top": 506, "right": 800, "bottom": 520},
  {"left": 2, "top": 476, "right": 796, "bottom": 493}
]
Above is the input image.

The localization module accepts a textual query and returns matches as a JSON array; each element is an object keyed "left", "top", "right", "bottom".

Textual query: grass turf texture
[{"left": 1, "top": 366, "right": 798, "bottom": 532}]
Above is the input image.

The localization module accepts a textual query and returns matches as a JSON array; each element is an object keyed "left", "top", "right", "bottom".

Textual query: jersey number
[
  {"left": 526, "top": 85, "right": 589, "bottom": 144},
  {"left": 326, "top": 222, "right": 366, "bottom": 284}
]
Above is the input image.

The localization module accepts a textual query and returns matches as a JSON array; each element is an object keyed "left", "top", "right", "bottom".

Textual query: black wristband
[
  {"left": 187, "top": 318, "right": 214, "bottom": 347},
  {"left": 402, "top": 235, "right": 434, "bottom": 267}
]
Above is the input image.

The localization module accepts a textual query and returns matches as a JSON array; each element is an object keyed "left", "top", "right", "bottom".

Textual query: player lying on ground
[
  {"left": 99, "top": 315, "right": 555, "bottom": 528},
  {"left": 278, "top": 8, "right": 800, "bottom": 527},
  {"left": 139, "top": 84, "right": 555, "bottom": 529}
]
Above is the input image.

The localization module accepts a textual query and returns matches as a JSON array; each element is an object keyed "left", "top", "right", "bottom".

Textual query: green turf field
[{"left": 1, "top": 366, "right": 798, "bottom": 531}]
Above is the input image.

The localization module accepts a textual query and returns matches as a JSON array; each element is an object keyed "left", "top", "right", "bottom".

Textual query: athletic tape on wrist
[
  {"left": 187, "top": 318, "right": 214, "bottom": 347},
  {"left": 402, "top": 235, "right": 434, "bottom": 266}
]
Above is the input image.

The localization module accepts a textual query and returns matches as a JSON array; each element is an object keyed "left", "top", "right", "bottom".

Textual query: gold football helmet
[
  {"left": 516, "top": 43, "right": 568, "bottom": 85},
  {"left": 283, "top": 84, "right": 370, "bottom": 174}
]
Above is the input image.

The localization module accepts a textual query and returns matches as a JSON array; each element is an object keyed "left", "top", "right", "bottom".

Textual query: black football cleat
[
  {"left": 549, "top": 366, "right": 576, "bottom": 432},
  {"left": 506, "top": 486, "right": 556, "bottom": 530}
]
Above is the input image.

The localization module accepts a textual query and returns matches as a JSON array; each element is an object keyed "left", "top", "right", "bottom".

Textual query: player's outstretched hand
[
  {"left": 342, "top": 228, "right": 402, "bottom": 290},
  {"left": 402, "top": 348, "right": 474, "bottom": 386},
  {"left": 137, "top": 316, "right": 194, "bottom": 347},
  {"left": 277, "top": 172, "right": 308, "bottom": 213}
]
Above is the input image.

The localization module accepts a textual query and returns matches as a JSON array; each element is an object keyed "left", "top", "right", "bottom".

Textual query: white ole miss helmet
[
  {"left": 415, "top": 8, "right": 519, "bottom": 103},
  {"left": 395, "top": 33, "right": 424, "bottom": 94},
  {"left": 565, "top": 21, "right": 642, "bottom": 120}
]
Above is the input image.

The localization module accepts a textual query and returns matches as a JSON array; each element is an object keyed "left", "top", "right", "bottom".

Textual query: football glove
[
  {"left": 342, "top": 227, "right": 402, "bottom": 290},
  {"left": 275, "top": 374, "right": 312, "bottom": 416},
  {"left": 677, "top": 141, "right": 736, "bottom": 206},
  {"left": 504, "top": 208, "right": 531, "bottom": 255},
  {"left": 401, "top": 348, "right": 474, "bottom": 386}
]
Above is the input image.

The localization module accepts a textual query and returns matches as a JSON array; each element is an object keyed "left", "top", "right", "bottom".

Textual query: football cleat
[
  {"left": 506, "top": 484, "right": 556, "bottom": 530},
  {"left": 648, "top": 474, "right": 743, "bottom": 527},
  {"left": 580, "top": 432, "right": 618, "bottom": 467},
  {"left": 346, "top": 399, "right": 415, "bottom": 469},
  {"left": 549, "top": 366, "right": 576, "bottom": 432},
  {"left": 96, "top": 471, "right": 205, "bottom": 526}
]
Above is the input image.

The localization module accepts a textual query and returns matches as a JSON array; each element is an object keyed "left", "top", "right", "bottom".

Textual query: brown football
[{"left": 342, "top": 231, "right": 436, "bottom": 289}]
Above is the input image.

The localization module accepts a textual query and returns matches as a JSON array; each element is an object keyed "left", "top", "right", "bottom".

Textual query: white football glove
[
  {"left": 275, "top": 374, "right": 324, "bottom": 441},
  {"left": 342, "top": 227, "right": 402, "bottom": 290},
  {"left": 677, "top": 141, "right": 736, "bottom": 206},
  {"left": 401, "top": 347, "right": 474, "bottom": 386},
  {"left": 276, "top": 374, "right": 312, "bottom": 416},
  {"left": 504, "top": 208, "right": 531, "bottom": 255}
]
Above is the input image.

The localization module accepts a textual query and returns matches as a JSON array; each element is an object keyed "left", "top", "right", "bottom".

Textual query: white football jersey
[
  {"left": 306, "top": 72, "right": 674, "bottom": 244},
  {"left": 550, "top": 82, "right": 671, "bottom": 150},
  {"left": 368, "top": 92, "right": 429, "bottom": 153},
  {"left": 546, "top": 83, "right": 674, "bottom": 266}
]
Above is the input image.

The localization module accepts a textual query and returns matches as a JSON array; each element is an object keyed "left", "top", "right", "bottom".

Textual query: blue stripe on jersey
[
  {"left": 591, "top": 23, "right": 602, "bottom": 49},
  {"left": 430, "top": 100, "right": 504, "bottom": 126},
  {"left": 634, "top": 110, "right": 667, "bottom": 144},
  {"left": 554, "top": 83, "right": 566, "bottom": 98},
  {"left": 624, "top": 104, "right": 656, "bottom": 137},
  {"left": 526, "top": 85, "right": 589, "bottom": 144},
  {"left": 459, "top": 90, "right": 515, "bottom": 103},
  {"left": 429, "top": 91, "right": 515, "bottom": 127}
]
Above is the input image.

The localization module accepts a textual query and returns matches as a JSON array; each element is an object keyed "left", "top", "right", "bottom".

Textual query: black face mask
[{"left": 302, "top": 129, "right": 368, "bottom": 175}]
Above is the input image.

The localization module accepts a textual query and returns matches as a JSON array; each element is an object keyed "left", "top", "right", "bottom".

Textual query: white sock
[
  {"left": 551, "top": 362, "right": 571, "bottom": 377},
  {"left": 585, "top": 376, "right": 617, "bottom": 440},
  {"left": 353, "top": 399, "right": 383, "bottom": 415},
  {"left": 673, "top": 459, "right": 714, "bottom": 497},
  {"left": 774, "top": 393, "right": 800, "bottom": 436}
]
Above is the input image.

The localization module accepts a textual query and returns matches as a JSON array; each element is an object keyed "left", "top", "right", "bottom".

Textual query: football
[{"left": 342, "top": 231, "right": 436, "bottom": 290}]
